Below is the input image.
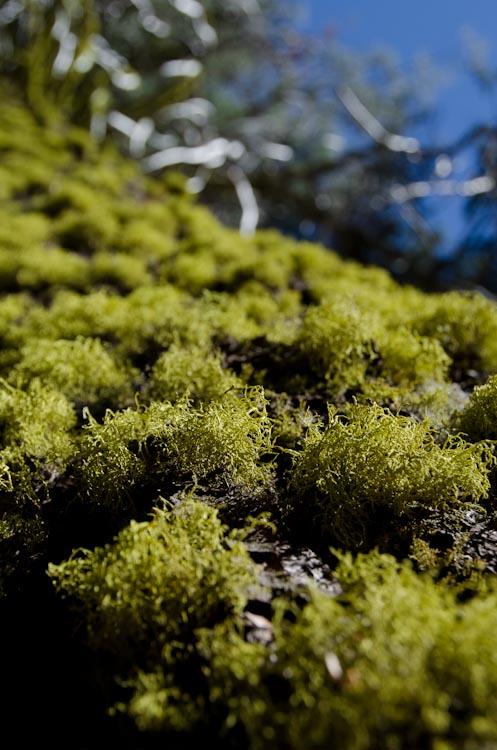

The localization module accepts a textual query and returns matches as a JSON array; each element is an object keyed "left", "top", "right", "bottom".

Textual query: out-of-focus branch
[
  {"left": 141, "top": 137, "right": 245, "bottom": 171},
  {"left": 227, "top": 165, "right": 259, "bottom": 236},
  {"left": 337, "top": 86, "right": 420, "bottom": 154},
  {"left": 388, "top": 175, "right": 496, "bottom": 204}
]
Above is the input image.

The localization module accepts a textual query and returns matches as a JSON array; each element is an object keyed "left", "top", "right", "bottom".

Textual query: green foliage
[
  {"left": 458, "top": 374, "right": 497, "bottom": 441},
  {"left": 4, "top": 91, "right": 497, "bottom": 747},
  {"left": 376, "top": 327, "right": 451, "bottom": 387},
  {"left": 48, "top": 496, "right": 257, "bottom": 666},
  {"left": 102, "top": 551, "right": 497, "bottom": 749},
  {"left": 297, "top": 297, "right": 377, "bottom": 395},
  {"left": 0, "top": 380, "right": 76, "bottom": 466},
  {"left": 79, "top": 389, "right": 272, "bottom": 508},
  {"left": 146, "top": 344, "right": 240, "bottom": 404},
  {"left": 290, "top": 401, "right": 495, "bottom": 548},
  {"left": 413, "top": 291, "right": 497, "bottom": 374},
  {"left": 10, "top": 337, "right": 136, "bottom": 410},
  {"left": 200, "top": 552, "right": 497, "bottom": 750}
]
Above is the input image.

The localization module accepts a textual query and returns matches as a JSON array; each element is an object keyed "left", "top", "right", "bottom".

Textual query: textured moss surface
[{"left": 4, "top": 89, "right": 497, "bottom": 748}]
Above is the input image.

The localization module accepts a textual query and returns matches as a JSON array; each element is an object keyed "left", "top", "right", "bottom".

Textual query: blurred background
[{"left": 2, "top": 0, "right": 497, "bottom": 292}]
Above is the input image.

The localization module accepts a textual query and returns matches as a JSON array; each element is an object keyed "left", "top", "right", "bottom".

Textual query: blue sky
[
  {"left": 301, "top": 1, "right": 497, "bottom": 252},
  {"left": 303, "top": 0, "right": 497, "bottom": 139}
]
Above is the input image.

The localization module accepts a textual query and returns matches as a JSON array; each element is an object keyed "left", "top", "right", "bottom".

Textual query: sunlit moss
[
  {"left": 296, "top": 297, "right": 378, "bottom": 395},
  {"left": 48, "top": 496, "right": 257, "bottom": 661},
  {"left": 79, "top": 389, "right": 272, "bottom": 508},
  {"left": 10, "top": 337, "right": 137, "bottom": 410},
  {"left": 458, "top": 374, "right": 497, "bottom": 441},
  {"left": 5, "top": 86, "right": 497, "bottom": 748},
  {"left": 413, "top": 291, "right": 497, "bottom": 374},
  {"left": 146, "top": 344, "right": 240, "bottom": 404},
  {"left": 377, "top": 327, "right": 451, "bottom": 387},
  {"left": 289, "top": 401, "right": 495, "bottom": 548}
]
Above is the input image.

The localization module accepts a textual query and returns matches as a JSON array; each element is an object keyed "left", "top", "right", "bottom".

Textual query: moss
[
  {"left": 48, "top": 497, "right": 258, "bottom": 723},
  {"left": 79, "top": 389, "right": 272, "bottom": 509},
  {"left": 5, "top": 88, "right": 497, "bottom": 746},
  {"left": 289, "top": 401, "right": 495, "bottom": 549},
  {"left": 376, "top": 327, "right": 451, "bottom": 388},
  {"left": 104, "top": 551, "right": 497, "bottom": 749},
  {"left": 89, "top": 251, "right": 152, "bottom": 290},
  {"left": 0, "top": 511, "right": 46, "bottom": 596},
  {"left": 413, "top": 291, "right": 497, "bottom": 375},
  {"left": 457, "top": 374, "right": 497, "bottom": 441},
  {"left": 146, "top": 344, "right": 240, "bottom": 404},
  {"left": 200, "top": 552, "right": 497, "bottom": 750},
  {"left": 296, "top": 297, "right": 378, "bottom": 395},
  {"left": 0, "top": 380, "right": 76, "bottom": 466},
  {"left": 10, "top": 337, "right": 137, "bottom": 411}
]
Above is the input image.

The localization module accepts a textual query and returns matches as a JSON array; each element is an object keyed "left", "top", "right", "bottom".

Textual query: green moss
[
  {"left": 377, "top": 327, "right": 451, "bottom": 387},
  {"left": 289, "top": 401, "right": 495, "bottom": 548},
  {"left": 103, "top": 551, "right": 497, "bottom": 749},
  {"left": 48, "top": 495, "right": 257, "bottom": 669},
  {"left": 9, "top": 337, "right": 137, "bottom": 410},
  {"left": 413, "top": 291, "right": 497, "bottom": 374},
  {"left": 199, "top": 552, "right": 497, "bottom": 750},
  {"left": 0, "top": 380, "right": 76, "bottom": 466},
  {"left": 457, "top": 374, "right": 497, "bottom": 441},
  {"left": 79, "top": 389, "right": 272, "bottom": 508},
  {"left": 146, "top": 344, "right": 240, "bottom": 404},
  {"left": 5, "top": 88, "right": 497, "bottom": 747},
  {"left": 296, "top": 297, "right": 377, "bottom": 395},
  {"left": 89, "top": 251, "right": 152, "bottom": 290}
]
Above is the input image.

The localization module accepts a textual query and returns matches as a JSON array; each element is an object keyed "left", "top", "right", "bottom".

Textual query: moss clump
[
  {"left": 376, "top": 327, "right": 451, "bottom": 388},
  {"left": 49, "top": 498, "right": 257, "bottom": 655},
  {"left": 0, "top": 380, "right": 76, "bottom": 467},
  {"left": 79, "top": 389, "right": 272, "bottom": 510},
  {"left": 296, "top": 297, "right": 377, "bottom": 395},
  {"left": 96, "top": 551, "right": 497, "bottom": 750},
  {"left": 457, "top": 374, "right": 497, "bottom": 441},
  {"left": 146, "top": 344, "right": 240, "bottom": 404},
  {"left": 290, "top": 401, "right": 495, "bottom": 548},
  {"left": 413, "top": 291, "right": 497, "bottom": 375},
  {"left": 9, "top": 337, "right": 136, "bottom": 411},
  {"left": 48, "top": 497, "right": 258, "bottom": 730}
]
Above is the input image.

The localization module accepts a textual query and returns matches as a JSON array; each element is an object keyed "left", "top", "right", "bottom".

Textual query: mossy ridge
[
  {"left": 4, "top": 91, "right": 497, "bottom": 745},
  {"left": 206, "top": 551, "right": 497, "bottom": 750}
]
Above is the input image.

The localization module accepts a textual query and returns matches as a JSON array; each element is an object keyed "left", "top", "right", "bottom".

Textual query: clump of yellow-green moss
[{"left": 4, "top": 87, "right": 497, "bottom": 748}]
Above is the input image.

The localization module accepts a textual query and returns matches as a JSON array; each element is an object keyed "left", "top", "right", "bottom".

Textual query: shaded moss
[
  {"left": 49, "top": 498, "right": 257, "bottom": 657},
  {"left": 199, "top": 552, "right": 497, "bottom": 750},
  {"left": 94, "top": 550, "right": 497, "bottom": 750}
]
